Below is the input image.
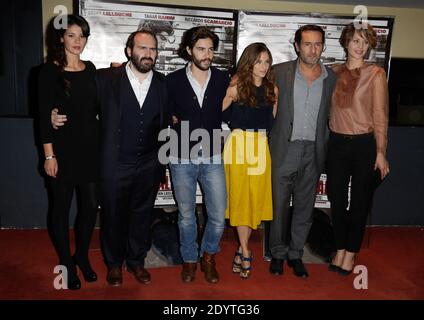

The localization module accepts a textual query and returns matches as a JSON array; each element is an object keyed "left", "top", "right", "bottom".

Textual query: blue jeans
[{"left": 169, "top": 160, "right": 227, "bottom": 262}]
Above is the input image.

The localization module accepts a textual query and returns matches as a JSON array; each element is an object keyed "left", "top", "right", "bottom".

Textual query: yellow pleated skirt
[{"left": 223, "top": 129, "right": 273, "bottom": 229}]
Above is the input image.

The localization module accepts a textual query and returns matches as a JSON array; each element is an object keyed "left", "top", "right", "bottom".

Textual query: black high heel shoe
[
  {"left": 73, "top": 255, "right": 98, "bottom": 282},
  {"left": 337, "top": 268, "right": 353, "bottom": 276},
  {"left": 61, "top": 262, "right": 81, "bottom": 290},
  {"left": 328, "top": 263, "right": 341, "bottom": 272},
  {"left": 328, "top": 252, "right": 343, "bottom": 272},
  {"left": 67, "top": 276, "right": 82, "bottom": 290},
  {"left": 337, "top": 255, "right": 356, "bottom": 276}
]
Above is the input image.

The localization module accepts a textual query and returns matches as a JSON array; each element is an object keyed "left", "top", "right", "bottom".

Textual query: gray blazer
[{"left": 269, "top": 59, "right": 336, "bottom": 173}]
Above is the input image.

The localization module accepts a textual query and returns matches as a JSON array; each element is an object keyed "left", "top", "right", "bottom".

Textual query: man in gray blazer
[{"left": 268, "top": 25, "right": 336, "bottom": 278}]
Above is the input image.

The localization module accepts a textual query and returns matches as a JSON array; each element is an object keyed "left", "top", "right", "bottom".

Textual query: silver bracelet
[{"left": 45, "top": 155, "right": 56, "bottom": 160}]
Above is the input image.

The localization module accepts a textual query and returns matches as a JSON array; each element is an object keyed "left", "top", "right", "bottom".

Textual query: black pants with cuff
[{"left": 327, "top": 131, "right": 380, "bottom": 253}]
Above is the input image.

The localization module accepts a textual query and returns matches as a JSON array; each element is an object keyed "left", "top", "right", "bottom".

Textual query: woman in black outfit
[{"left": 38, "top": 14, "right": 98, "bottom": 290}]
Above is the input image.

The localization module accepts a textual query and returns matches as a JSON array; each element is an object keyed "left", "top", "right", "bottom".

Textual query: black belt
[{"left": 330, "top": 131, "right": 374, "bottom": 140}]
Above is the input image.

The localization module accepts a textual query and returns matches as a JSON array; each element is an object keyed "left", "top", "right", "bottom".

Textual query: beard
[
  {"left": 192, "top": 56, "right": 212, "bottom": 71},
  {"left": 130, "top": 54, "right": 155, "bottom": 73},
  {"left": 299, "top": 53, "right": 321, "bottom": 66}
]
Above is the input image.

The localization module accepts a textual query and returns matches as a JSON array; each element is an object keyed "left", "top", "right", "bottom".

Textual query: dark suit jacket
[
  {"left": 269, "top": 59, "right": 336, "bottom": 173},
  {"left": 96, "top": 64, "right": 168, "bottom": 183}
]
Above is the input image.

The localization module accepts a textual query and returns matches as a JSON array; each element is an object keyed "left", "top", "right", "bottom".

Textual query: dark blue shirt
[{"left": 226, "top": 85, "right": 274, "bottom": 132}]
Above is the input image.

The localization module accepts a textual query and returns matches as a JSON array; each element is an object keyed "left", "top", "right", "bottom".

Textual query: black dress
[{"left": 38, "top": 61, "right": 98, "bottom": 184}]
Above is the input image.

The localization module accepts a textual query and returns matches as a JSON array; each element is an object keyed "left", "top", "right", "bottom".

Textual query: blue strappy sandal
[
  {"left": 240, "top": 253, "right": 253, "bottom": 279},
  {"left": 232, "top": 250, "right": 243, "bottom": 273}
]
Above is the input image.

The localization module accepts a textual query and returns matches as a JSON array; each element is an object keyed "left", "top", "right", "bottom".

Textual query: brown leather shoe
[
  {"left": 106, "top": 267, "right": 122, "bottom": 287},
  {"left": 200, "top": 252, "right": 219, "bottom": 283},
  {"left": 181, "top": 262, "right": 197, "bottom": 283},
  {"left": 127, "top": 265, "right": 151, "bottom": 284}
]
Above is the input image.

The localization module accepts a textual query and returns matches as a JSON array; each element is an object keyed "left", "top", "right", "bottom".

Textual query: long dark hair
[
  {"left": 236, "top": 42, "right": 276, "bottom": 107},
  {"left": 45, "top": 14, "right": 90, "bottom": 96},
  {"left": 46, "top": 14, "right": 90, "bottom": 69}
]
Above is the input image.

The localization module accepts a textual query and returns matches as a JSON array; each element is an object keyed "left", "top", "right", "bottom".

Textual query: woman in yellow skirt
[{"left": 222, "top": 42, "right": 278, "bottom": 279}]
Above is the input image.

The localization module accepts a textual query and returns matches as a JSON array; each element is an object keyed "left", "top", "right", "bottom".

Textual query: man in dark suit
[
  {"left": 96, "top": 30, "right": 168, "bottom": 286},
  {"left": 166, "top": 27, "right": 229, "bottom": 284},
  {"left": 268, "top": 25, "right": 336, "bottom": 278}
]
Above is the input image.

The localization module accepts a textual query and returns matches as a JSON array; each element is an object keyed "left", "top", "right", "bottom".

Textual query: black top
[
  {"left": 226, "top": 85, "right": 274, "bottom": 132},
  {"left": 38, "top": 61, "right": 98, "bottom": 184}
]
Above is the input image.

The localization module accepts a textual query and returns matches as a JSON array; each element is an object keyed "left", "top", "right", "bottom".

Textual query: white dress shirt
[
  {"left": 185, "top": 62, "right": 211, "bottom": 108},
  {"left": 126, "top": 62, "right": 153, "bottom": 109}
]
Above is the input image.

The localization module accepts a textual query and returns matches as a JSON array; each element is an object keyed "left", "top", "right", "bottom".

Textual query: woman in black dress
[{"left": 39, "top": 14, "right": 98, "bottom": 290}]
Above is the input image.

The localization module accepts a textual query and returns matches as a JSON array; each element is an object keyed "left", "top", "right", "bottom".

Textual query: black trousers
[
  {"left": 101, "top": 153, "right": 162, "bottom": 269},
  {"left": 50, "top": 179, "right": 98, "bottom": 275},
  {"left": 327, "top": 131, "right": 380, "bottom": 253}
]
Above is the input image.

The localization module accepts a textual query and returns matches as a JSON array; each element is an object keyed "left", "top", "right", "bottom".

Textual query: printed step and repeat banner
[
  {"left": 78, "top": 0, "right": 238, "bottom": 73},
  {"left": 237, "top": 11, "right": 393, "bottom": 70},
  {"left": 76, "top": 0, "right": 394, "bottom": 208}
]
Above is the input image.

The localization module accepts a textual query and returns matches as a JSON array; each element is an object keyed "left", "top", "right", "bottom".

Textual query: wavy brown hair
[
  {"left": 339, "top": 22, "right": 377, "bottom": 56},
  {"left": 235, "top": 42, "right": 276, "bottom": 108}
]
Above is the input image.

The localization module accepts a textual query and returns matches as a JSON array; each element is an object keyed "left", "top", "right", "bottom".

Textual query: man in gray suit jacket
[{"left": 268, "top": 25, "right": 336, "bottom": 278}]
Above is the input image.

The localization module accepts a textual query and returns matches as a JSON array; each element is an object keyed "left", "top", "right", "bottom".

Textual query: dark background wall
[
  {"left": 371, "top": 127, "right": 424, "bottom": 225},
  {"left": 0, "top": 0, "right": 423, "bottom": 228},
  {"left": 0, "top": 118, "right": 78, "bottom": 228},
  {"left": 0, "top": 0, "right": 43, "bottom": 117}
]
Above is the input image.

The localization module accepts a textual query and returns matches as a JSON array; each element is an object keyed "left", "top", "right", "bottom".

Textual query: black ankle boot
[{"left": 73, "top": 255, "right": 97, "bottom": 282}]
